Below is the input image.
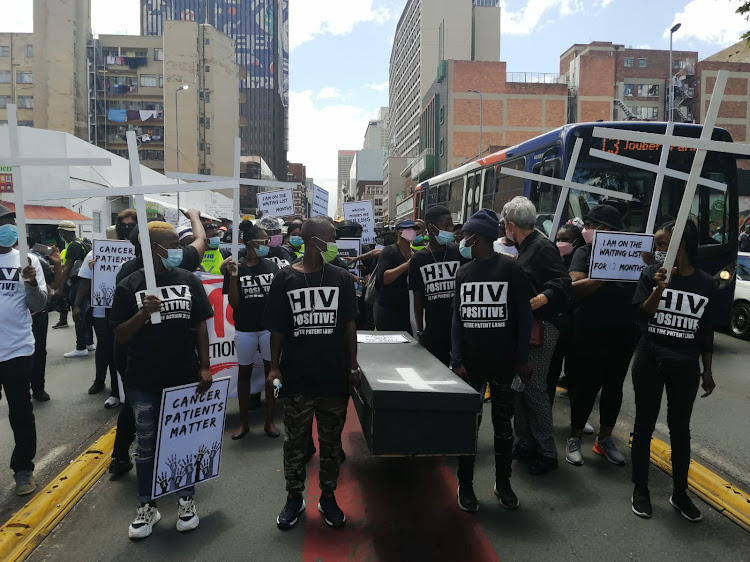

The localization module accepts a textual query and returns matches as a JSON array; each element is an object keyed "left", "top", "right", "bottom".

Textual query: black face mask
[{"left": 117, "top": 222, "right": 136, "bottom": 240}]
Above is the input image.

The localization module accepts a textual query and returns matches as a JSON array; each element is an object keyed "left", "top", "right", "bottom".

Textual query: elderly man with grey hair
[{"left": 502, "top": 196, "right": 571, "bottom": 475}]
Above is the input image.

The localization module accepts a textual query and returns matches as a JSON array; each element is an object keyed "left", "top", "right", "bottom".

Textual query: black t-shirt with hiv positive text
[
  {"left": 408, "top": 244, "right": 467, "bottom": 343},
  {"left": 111, "top": 268, "right": 214, "bottom": 392},
  {"left": 453, "top": 253, "right": 535, "bottom": 380},
  {"left": 265, "top": 264, "right": 357, "bottom": 397},
  {"left": 222, "top": 259, "right": 279, "bottom": 333},
  {"left": 633, "top": 264, "right": 715, "bottom": 361}
]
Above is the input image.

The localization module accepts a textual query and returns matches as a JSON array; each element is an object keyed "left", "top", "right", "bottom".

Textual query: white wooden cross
[
  {"left": 0, "top": 105, "right": 111, "bottom": 262},
  {"left": 377, "top": 367, "right": 458, "bottom": 391}
]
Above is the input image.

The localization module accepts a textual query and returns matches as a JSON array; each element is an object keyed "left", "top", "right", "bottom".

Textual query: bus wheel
[{"left": 730, "top": 302, "right": 750, "bottom": 340}]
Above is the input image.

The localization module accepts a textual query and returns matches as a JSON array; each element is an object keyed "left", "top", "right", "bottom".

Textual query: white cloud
[
  {"left": 667, "top": 0, "right": 747, "bottom": 47},
  {"left": 364, "top": 81, "right": 389, "bottom": 92},
  {"left": 290, "top": 0, "right": 392, "bottom": 50},
  {"left": 317, "top": 87, "right": 345, "bottom": 100},
  {"left": 500, "top": 0, "right": 584, "bottom": 35},
  {"left": 601, "top": 0, "right": 615, "bottom": 7}
]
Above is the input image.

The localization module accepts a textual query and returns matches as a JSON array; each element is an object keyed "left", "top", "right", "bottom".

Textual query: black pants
[
  {"left": 631, "top": 343, "right": 700, "bottom": 493},
  {"left": 457, "top": 373, "right": 514, "bottom": 486},
  {"left": 70, "top": 283, "right": 93, "bottom": 351},
  {"left": 546, "top": 316, "right": 572, "bottom": 405},
  {"left": 423, "top": 332, "right": 451, "bottom": 366},
  {"left": 31, "top": 311, "right": 49, "bottom": 393},
  {"left": 0, "top": 355, "right": 36, "bottom": 472},
  {"left": 92, "top": 317, "right": 118, "bottom": 396},
  {"left": 112, "top": 397, "right": 136, "bottom": 460},
  {"left": 373, "top": 304, "right": 412, "bottom": 335},
  {"left": 569, "top": 328, "right": 635, "bottom": 431}
]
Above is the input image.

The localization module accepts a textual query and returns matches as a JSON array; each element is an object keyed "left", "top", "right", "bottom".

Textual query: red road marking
[{"left": 302, "top": 402, "right": 500, "bottom": 562}]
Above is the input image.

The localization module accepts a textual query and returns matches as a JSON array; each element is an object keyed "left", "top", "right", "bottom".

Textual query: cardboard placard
[
  {"left": 343, "top": 201, "right": 375, "bottom": 244},
  {"left": 357, "top": 334, "right": 409, "bottom": 344},
  {"left": 152, "top": 377, "right": 230, "bottom": 499},
  {"left": 258, "top": 188, "right": 295, "bottom": 217},
  {"left": 336, "top": 237, "right": 361, "bottom": 280},
  {"left": 312, "top": 185, "right": 329, "bottom": 217},
  {"left": 91, "top": 239, "right": 136, "bottom": 308},
  {"left": 588, "top": 231, "right": 654, "bottom": 282}
]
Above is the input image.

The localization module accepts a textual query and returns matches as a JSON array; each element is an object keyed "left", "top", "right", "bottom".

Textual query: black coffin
[{"left": 353, "top": 331, "right": 481, "bottom": 457}]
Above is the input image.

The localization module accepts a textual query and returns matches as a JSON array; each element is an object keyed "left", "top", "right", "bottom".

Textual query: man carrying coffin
[
  {"left": 111, "top": 222, "right": 214, "bottom": 539},
  {"left": 266, "top": 216, "right": 359, "bottom": 531},
  {"left": 451, "top": 209, "right": 534, "bottom": 513}
]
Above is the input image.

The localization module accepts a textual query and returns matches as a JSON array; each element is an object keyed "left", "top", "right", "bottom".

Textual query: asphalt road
[{"left": 0, "top": 324, "right": 748, "bottom": 560}]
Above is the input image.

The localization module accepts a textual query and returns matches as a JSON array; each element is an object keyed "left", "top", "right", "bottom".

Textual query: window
[
  {"left": 18, "top": 121, "right": 33, "bottom": 127},
  {"left": 93, "top": 211, "right": 101, "bottom": 233},
  {"left": 647, "top": 84, "right": 659, "bottom": 97},
  {"left": 200, "top": 142, "right": 211, "bottom": 154},
  {"left": 199, "top": 168, "right": 212, "bottom": 175},
  {"left": 0, "top": 46, "right": 9, "bottom": 57},
  {"left": 439, "top": 105, "right": 445, "bottom": 124},
  {"left": 159, "top": 75, "right": 164, "bottom": 88},
  {"left": 651, "top": 107, "right": 658, "bottom": 118},
  {"left": 204, "top": 38, "right": 211, "bottom": 45},
  {"left": 205, "top": 117, "right": 210, "bottom": 129},
  {"left": 204, "top": 65, "right": 210, "bottom": 73},
  {"left": 17, "top": 96, "right": 33, "bottom": 109},
  {"left": 624, "top": 57, "right": 633, "bottom": 67},
  {"left": 16, "top": 72, "right": 32, "bottom": 84},
  {"left": 0, "top": 70, "right": 9, "bottom": 83},
  {"left": 639, "top": 58, "right": 647, "bottom": 67},
  {"left": 0, "top": 96, "right": 9, "bottom": 108},
  {"left": 204, "top": 92, "right": 210, "bottom": 103},
  {"left": 26, "top": 44, "right": 33, "bottom": 58},
  {"left": 623, "top": 84, "right": 634, "bottom": 97},
  {"left": 140, "top": 74, "right": 157, "bottom": 87},
  {"left": 439, "top": 138, "right": 444, "bottom": 156},
  {"left": 134, "top": 50, "right": 147, "bottom": 58},
  {"left": 154, "top": 48, "right": 163, "bottom": 61}
]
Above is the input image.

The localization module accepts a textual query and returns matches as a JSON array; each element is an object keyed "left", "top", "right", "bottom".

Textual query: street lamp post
[
  {"left": 468, "top": 89, "right": 483, "bottom": 158},
  {"left": 175, "top": 84, "right": 189, "bottom": 211},
  {"left": 668, "top": 23, "right": 681, "bottom": 122}
]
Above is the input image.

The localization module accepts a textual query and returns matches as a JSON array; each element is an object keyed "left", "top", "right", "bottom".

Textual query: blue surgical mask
[
  {"left": 256, "top": 245, "right": 270, "bottom": 258},
  {"left": 208, "top": 237, "right": 221, "bottom": 249},
  {"left": 158, "top": 245, "right": 183, "bottom": 269},
  {"left": 413, "top": 234, "right": 425, "bottom": 245},
  {"left": 459, "top": 238, "right": 473, "bottom": 260},
  {"left": 0, "top": 224, "right": 18, "bottom": 248},
  {"left": 434, "top": 229, "right": 455, "bottom": 245},
  {"left": 654, "top": 251, "right": 667, "bottom": 265},
  {"left": 290, "top": 236, "right": 303, "bottom": 248}
]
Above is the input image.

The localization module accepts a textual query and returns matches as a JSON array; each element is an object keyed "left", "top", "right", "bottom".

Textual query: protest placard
[
  {"left": 152, "top": 377, "right": 230, "bottom": 499},
  {"left": 257, "top": 188, "right": 295, "bottom": 217},
  {"left": 343, "top": 200, "right": 375, "bottom": 244},
  {"left": 336, "top": 237, "right": 361, "bottom": 279},
  {"left": 356, "top": 334, "right": 409, "bottom": 344},
  {"left": 589, "top": 231, "right": 654, "bottom": 282},
  {"left": 312, "top": 185, "right": 329, "bottom": 217},
  {"left": 92, "top": 239, "right": 136, "bottom": 307}
]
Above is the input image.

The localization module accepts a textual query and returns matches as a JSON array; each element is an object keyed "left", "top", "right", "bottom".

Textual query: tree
[{"left": 738, "top": 1, "right": 750, "bottom": 41}]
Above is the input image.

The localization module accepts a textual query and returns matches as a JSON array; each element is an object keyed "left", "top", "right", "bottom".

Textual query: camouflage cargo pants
[{"left": 283, "top": 394, "right": 349, "bottom": 493}]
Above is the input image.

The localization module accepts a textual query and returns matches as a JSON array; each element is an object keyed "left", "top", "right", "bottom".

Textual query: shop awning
[{"left": 0, "top": 201, "right": 92, "bottom": 225}]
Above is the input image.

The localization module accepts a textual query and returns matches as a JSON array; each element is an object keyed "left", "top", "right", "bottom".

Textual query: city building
[
  {"left": 141, "top": 0, "right": 289, "bottom": 181},
  {"left": 0, "top": 32, "right": 34, "bottom": 128},
  {"left": 349, "top": 149, "right": 387, "bottom": 223},
  {"left": 382, "top": 156, "right": 409, "bottom": 224},
  {"left": 363, "top": 107, "right": 390, "bottom": 150},
  {"left": 389, "top": 0, "right": 501, "bottom": 160},
  {"left": 286, "top": 162, "right": 308, "bottom": 216},
  {"left": 701, "top": 40, "right": 750, "bottom": 143},
  {"left": 336, "top": 149, "right": 356, "bottom": 216}
]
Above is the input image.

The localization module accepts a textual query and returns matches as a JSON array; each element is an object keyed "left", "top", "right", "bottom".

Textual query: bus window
[
  {"left": 466, "top": 174, "right": 480, "bottom": 217},
  {"left": 438, "top": 182, "right": 450, "bottom": 203},
  {"left": 493, "top": 159, "right": 526, "bottom": 215},
  {"left": 530, "top": 159, "right": 562, "bottom": 214}
]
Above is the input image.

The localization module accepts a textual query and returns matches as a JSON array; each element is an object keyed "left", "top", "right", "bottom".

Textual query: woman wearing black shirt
[
  {"left": 630, "top": 220, "right": 715, "bottom": 522},
  {"left": 374, "top": 220, "right": 419, "bottom": 334},
  {"left": 224, "top": 223, "right": 280, "bottom": 440}
]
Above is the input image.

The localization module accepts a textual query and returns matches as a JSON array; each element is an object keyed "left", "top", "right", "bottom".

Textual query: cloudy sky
[{"left": 6, "top": 0, "right": 750, "bottom": 209}]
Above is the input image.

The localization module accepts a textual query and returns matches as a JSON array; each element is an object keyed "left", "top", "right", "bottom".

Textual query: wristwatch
[
  {"left": 416, "top": 330, "right": 424, "bottom": 338},
  {"left": 349, "top": 368, "right": 361, "bottom": 375}
]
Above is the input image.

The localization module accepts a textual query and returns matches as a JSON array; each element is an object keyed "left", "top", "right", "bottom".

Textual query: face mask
[
  {"left": 314, "top": 237, "right": 338, "bottom": 263},
  {"left": 433, "top": 229, "right": 455, "bottom": 245},
  {"left": 289, "top": 236, "right": 303, "bottom": 248},
  {"left": 582, "top": 228, "right": 596, "bottom": 245},
  {"left": 117, "top": 223, "right": 135, "bottom": 240},
  {"left": 413, "top": 234, "right": 424, "bottom": 245},
  {"left": 0, "top": 224, "right": 18, "bottom": 248},
  {"left": 400, "top": 229, "right": 417, "bottom": 242},
  {"left": 208, "top": 237, "right": 221, "bottom": 249},
  {"left": 459, "top": 238, "right": 473, "bottom": 260},
  {"left": 269, "top": 234, "right": 283, "bottom": 247},
  {"left": 256, "top": 245, "right": 270, "bottom": 258},
  {"left": 654, "top": 251, "right": 667, "bottom": 265},
  {"left": 556, "top": 241, "right": 574, "bottom": 257},
  {"left": 158, "top": 246, "right": 183, "bottom": 270}
]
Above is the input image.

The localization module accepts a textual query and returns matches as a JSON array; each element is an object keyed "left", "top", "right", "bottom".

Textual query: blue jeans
[{"left": 127, "top": 387, "right": 195, "bottom": 503}]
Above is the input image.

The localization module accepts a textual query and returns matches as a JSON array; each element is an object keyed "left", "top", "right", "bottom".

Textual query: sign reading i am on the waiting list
[{"left": 589, "top": 231, "right": 654, "bottom": 283}]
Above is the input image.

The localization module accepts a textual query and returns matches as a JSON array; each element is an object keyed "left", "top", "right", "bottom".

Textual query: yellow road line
[
  {"left": 629, "top": 435, "right": 750, "bottom": 532},
  {"left": 0, "top": 426, "right": 116, "bottom": 561}
]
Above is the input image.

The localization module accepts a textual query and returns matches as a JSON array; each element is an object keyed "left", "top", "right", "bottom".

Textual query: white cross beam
[
  {"left": 377, "top": 368, "right": 458, "bottom": 391},
  {"left": 0, "top": 104, "right": 111, "bottom": 260}
]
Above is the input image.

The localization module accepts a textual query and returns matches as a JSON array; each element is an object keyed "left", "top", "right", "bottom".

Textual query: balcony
[{"left": 507, "top": 72, "right": 565, "bottom": 84}]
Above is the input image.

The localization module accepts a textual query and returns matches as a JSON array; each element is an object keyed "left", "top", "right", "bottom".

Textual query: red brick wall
[
  {"left": 579, "top": 55, "right": 615, "bottom": 96},
  {"left": 507, "top": 99, "right": 543, "bottom": 127},
  {"left": 580, "top": 100, "right": 611, "bottom": 122},
  {"left": 451, "top": 60, "right": 506, "bottom": 93},
  {"left": 454, "top": 99, "right": 504, "bottom": 127}
]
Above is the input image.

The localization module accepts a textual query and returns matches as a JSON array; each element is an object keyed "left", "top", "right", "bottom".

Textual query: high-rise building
[
  {"left": 140, "top": 0, "right": 289, "bottom": 180},
  {"left": 337, "top": 149, "right": 356, "bottom": 216},
  {"left": 389, "top": 0, "right": 500, "bottom": 159},
  {"left": 0, "top": 32, "right": 34, "bottom": 128},
  {"left": 363, "top": 107, "right": 390, "bottom": 150}
]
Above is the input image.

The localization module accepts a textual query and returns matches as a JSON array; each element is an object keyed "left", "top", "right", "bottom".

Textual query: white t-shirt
[
  {"left": 77, "top": 251, "right": 106, "bottom": 319},
  {"left": 0, "top": 249, "right": 47, "bottom": 362}
]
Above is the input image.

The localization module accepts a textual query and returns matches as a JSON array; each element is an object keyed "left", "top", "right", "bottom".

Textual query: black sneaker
[
  {"left": 631, "top": 486, "right": 652, "bottom": 519},
  {"left": 108, "top": 458, "right": 134, "bottom": 480},
  {"left": 457, "top": 484, "right": 479, "bottom": 512},
  {"left": 494, "top": 481, "right": 520, "bottom": 510},
  {"left": 32, "top": 390, "right": 50, "bottom": 402},
  {"left": 88, "top": 381, "right": 106, "bottom": 395},
  {"left": 52, "top": 322, "right": 69, "bottom": 329},
  {"left": 277, "top": 492, "right": 306, "bottom": 530},
  {"left": 512, "top": 443, "right": 536, "bottom": 460},
  {"left": 318, "top": 491, "right": 346, "bottom": 528},
  {"left": 529, "top": 456, "right": 558, "bottom": 475},
  {"left": 670, "top": 493, "right": 702, "bottom": 522}
]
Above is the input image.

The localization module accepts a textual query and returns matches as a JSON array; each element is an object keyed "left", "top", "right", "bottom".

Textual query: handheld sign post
[
  {"left": 92, "top": 239, "right": 136, "bottom": 307},
  {"left": 0, "top": 104, "right": 111, "bottom": 265},
  {"left": 257, "top": 188, "right": 296, "bottom": 217},
  {"left": 343, "top": 200, "right": 376, "bottom": 244},
  {"left": 311, "top": 185, "right": 329, "bottom": 217},
  {"left": 588, "top": 231, "right": 654, "bottom": 283}
]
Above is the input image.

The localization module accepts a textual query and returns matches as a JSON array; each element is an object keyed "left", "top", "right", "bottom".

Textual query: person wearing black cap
[
  {"left": 565, "top": 204, "right": 638, "bottom": 468},
  {"left": 373, "top": 219, "right": 419, "bottom": 334},
  {"left": 451, "top": 208, "right": 534, "bottom": 513}
]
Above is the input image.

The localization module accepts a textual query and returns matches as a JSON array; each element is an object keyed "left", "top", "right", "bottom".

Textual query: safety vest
[
  {"left": 201, "top": 248, "right": 223, "bottom": 275},
  {"left": 60, "top": 239, "right": 85, "bottom": 266}
]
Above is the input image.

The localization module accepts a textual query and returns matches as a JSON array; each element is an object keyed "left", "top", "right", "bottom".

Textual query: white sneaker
[
  {"left": 583, "top": 422, "right": 595, "bottom": 435},
  {"left": 87, "top": 343, "right": 96, "bottom": 351},
  {"left": 104, "top": 396, "right": 121, "bottom": 409},
  {"left": 176, "top": 496, "right": 199, "bottom": 532},
  {"left": 63, "top": 349, "right": 88, "bottom": 358},
  {"left": 128, "top": 504, "right": 161, "bottom": 539},
  {"left": 566, "top": 436, "right": 584, "bottom": 466}
]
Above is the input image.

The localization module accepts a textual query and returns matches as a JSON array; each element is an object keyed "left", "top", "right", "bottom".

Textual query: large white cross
[
  {"left": 377, "top": 368, "right": 459, "bottom": 391},
  {"left": 0, "top": 105, "right": 111, "bottom": 261}
]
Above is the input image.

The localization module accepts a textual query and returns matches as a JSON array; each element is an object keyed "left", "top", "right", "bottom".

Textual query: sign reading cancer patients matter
[
  {"left": 152, "top": 377, "right": 230, "bottom": 499},
  {"left": 343, "top": 200, "right": 375, "bottom": 244},
  {"left": 589, "top": 231, "right": 654, "bottom": 283},
  {"left": 92, "top": 239, "right": 136, "bottom": 308},
  {"left": 311, "top": 185, "right": 329, "bottom": 217},
  {"left": 257, "top": 188, "right": 295, "bottom": 217}
]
